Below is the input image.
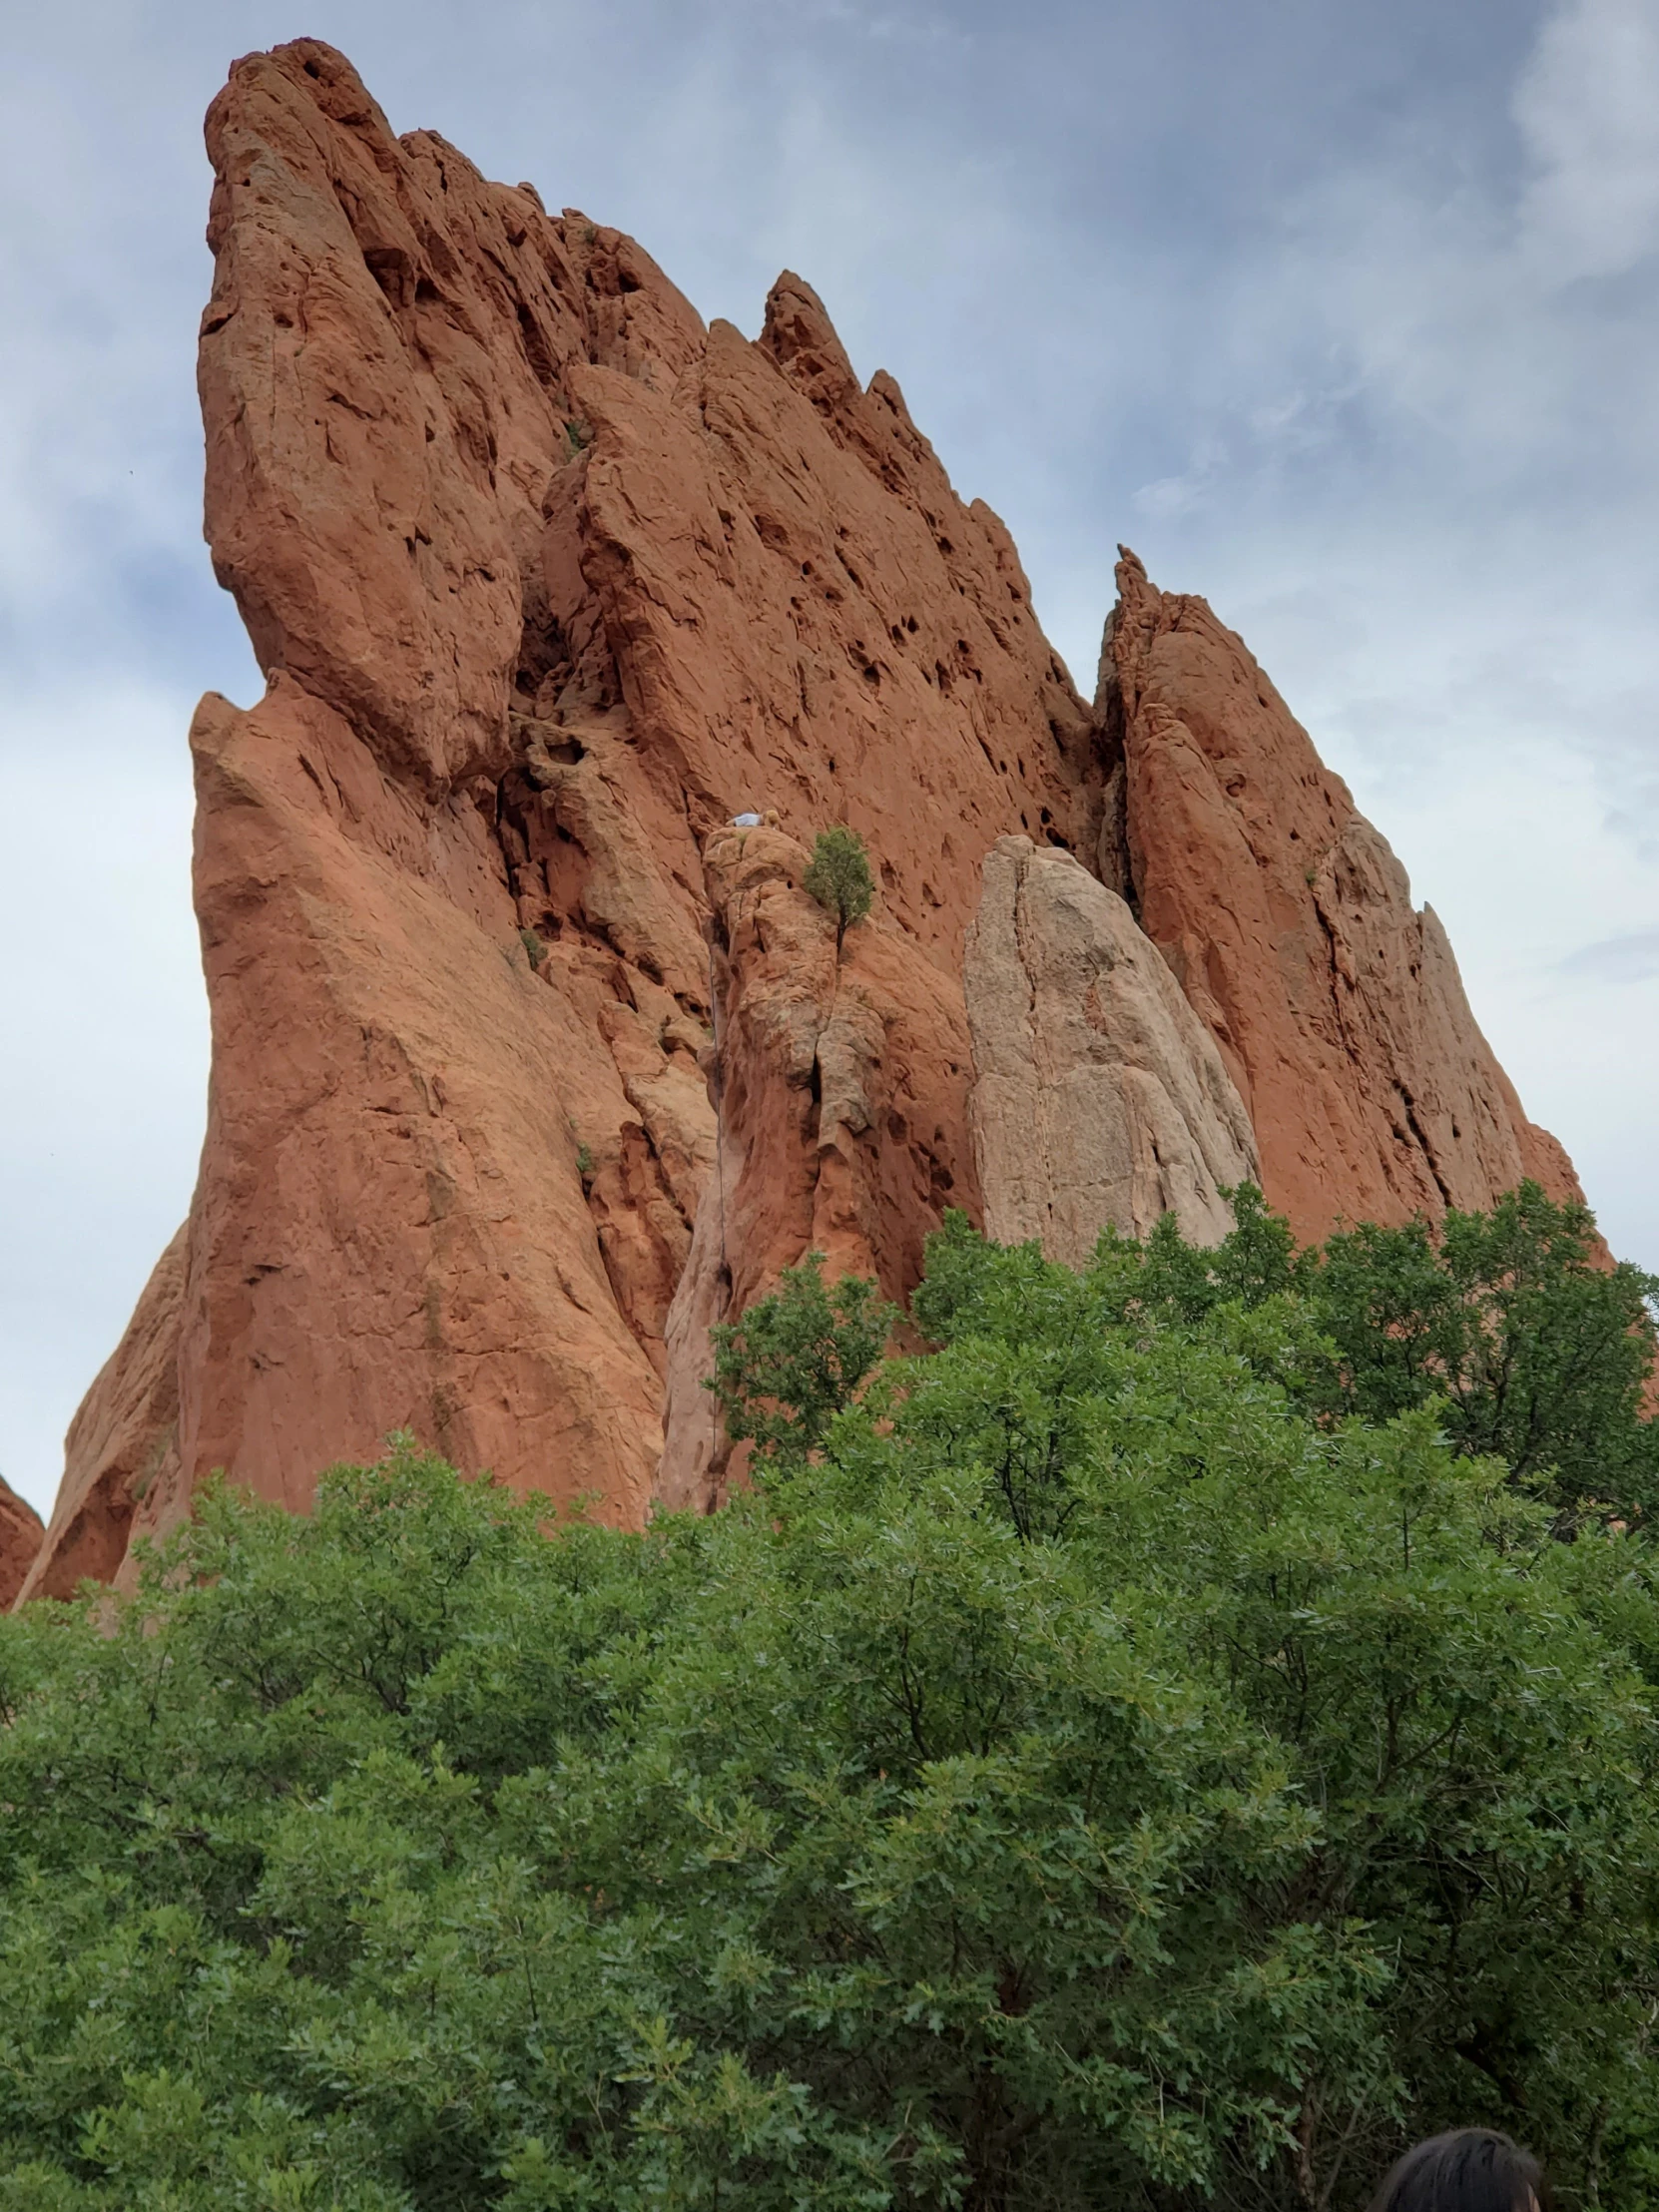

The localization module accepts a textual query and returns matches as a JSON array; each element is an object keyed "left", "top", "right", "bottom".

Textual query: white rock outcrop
[{"left": 965, "top": 836, "right": 1260, "bottom": 1263}]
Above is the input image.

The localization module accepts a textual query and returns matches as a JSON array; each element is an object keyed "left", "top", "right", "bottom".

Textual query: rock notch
[
  {"left": 659, "top": 824, "right": 978, "bottom": 1506},
  {"left": 965, "top": 835, "right": 1259, "bottom": 1264},
  {"left": 21, "top": 44, "right": 1590, "bottom": 1596}
]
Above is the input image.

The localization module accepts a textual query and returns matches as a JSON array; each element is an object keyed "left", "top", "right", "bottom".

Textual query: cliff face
[
  {"left": 659, "top": 824, "right": 980, "bottom": 1507},
  {"left": 1099, "top": 551, "right": 1584, "bottom": 1244},
  {"left": 23, "top": 41, "right": 1587, "bottom": 1595},
  {"left": 21, "top": 1227, "right": 187, "bottom": 1602},
  {"left": 26, "top": 39, "right": 1098, "bottom": 1588}
]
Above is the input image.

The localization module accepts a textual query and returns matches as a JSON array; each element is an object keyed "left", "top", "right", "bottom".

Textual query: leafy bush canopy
[
  {"left": 706, "top": 1249, "right": 895, "bottom": 1462},
  {"left": 3, "top": 1186, "right": 1658, "bottom": 2210},
  {"left": 803, "top": 826, "right": 874, "bottom": 955},
  {"left": 1087, "top": 1178, "right": 1659, "bottom": 1527}
]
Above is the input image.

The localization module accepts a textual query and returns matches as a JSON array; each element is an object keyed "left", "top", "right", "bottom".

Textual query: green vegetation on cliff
[
  {"left": 1, "top": 1188, "right": 1656, "bottom": 2211},
  {"left": 803, "top": 826, "right": 874, "bottom": 957}
]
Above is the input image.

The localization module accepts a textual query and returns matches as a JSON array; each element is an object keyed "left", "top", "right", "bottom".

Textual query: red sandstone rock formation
[
  {"left": 20, "top": 1227, "right": 187, "bottom": 1602},
  {"left": 25, "top": 39, "right": 1096, "bottom": 1591},
  {"left": 659, "top": 826, "right": 979, "bottom": 1506},
  {"left": 24, "top": 45, "right": 1590, "bottom": 1597},
  {"left": 1098, "top": 549, "right": 1584, "bottom": 1245},
  {"left": 0, "top": 1476, "right": 43, "bottom": 1611}
]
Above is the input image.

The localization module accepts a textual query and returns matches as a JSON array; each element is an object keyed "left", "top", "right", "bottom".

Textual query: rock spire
[
  {"left": 1098, "top": 548, "right": 1581, "bottom": 1243},
  {"left": 20, "top": 42, "right": 1587, "bottom": 1597}
]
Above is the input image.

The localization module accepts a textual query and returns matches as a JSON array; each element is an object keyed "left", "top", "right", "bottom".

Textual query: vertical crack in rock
[{"left": 659, "top": 825, "right": 979, "bottom": 1509}]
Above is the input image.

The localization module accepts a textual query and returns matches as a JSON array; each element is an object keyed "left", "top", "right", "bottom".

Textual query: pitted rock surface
[
  {"left": 29, "top": 40, "right": 1094, "bottom": 1590},
  {"left": 29, "top": 43, "right": 1588, "bottom": 1592}
]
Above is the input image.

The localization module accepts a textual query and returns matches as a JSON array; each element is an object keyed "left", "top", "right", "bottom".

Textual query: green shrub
[
  {"left": 706, "top": 1248, "right": 894, "bottom": 1463},
  {"left": 2, "top": 1190, "right": 1657, "bottom": 2208},
  {"left": 1103, "top": 1180, "right": 1659, "bottom": 1527},
  {"left": 803, "top": 826, "right": 874, "bottom": 956}
]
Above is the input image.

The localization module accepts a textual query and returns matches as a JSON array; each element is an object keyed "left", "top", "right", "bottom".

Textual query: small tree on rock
[{"left": 804, "top": 826, "right": 873, "bottom": 957}]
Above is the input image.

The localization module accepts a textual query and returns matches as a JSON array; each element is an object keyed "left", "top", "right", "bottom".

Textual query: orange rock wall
[
  {"left": 20, "top": 1227, "right": 186, "bottom": 1602},
  {"left": 23, "top": 45, "right": 1590, "bottom": 1596},
  {"left": 660, "top": 826, "right": 980, "bottom": 1507},
  {"left": 25, "top": 39, "right": 1101, "bottom": 1589},
  {"left": 1101, "top": 550, "right": 1583, "bottom": 1244},
  {"left": 0, "top": 1477, "right": 43, "bottom": 1611}
]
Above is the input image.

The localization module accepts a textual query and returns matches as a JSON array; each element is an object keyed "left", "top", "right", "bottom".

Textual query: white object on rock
[{"left": 732, "top": 812, "right": 763, "bottom": 828}]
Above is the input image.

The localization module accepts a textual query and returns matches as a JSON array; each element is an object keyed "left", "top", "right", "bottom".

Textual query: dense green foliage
[
  {"left": 2, "top": 1188, "right": 1658, "bottom": 2210},
  {"left": 803, "top": 827, "right": 874, "bottom": 955},
  {"left": 707, "top": 1251, "right": 896, "bottom": 1461},
  {"left": 1080, "top": 1181, "right": 1659, "bottom": 1526}
]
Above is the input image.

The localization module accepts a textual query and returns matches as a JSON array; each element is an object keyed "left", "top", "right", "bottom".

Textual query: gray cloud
[{"left": 1516, "top": 0, "right": 1659, "bottom": 280}]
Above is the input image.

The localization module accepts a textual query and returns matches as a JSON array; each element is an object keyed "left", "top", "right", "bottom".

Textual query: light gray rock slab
[{"left": 965, "top": 835, "right": 1261, "bottom": 1263}]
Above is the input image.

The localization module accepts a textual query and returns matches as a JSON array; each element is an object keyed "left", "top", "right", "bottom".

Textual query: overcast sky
[{"left": 3, "top": 0, "right": 1656, "bottom": 1516}]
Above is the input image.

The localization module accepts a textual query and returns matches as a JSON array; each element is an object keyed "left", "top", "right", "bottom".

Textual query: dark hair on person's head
[{"left": 1368, "top": 2129, "right": 1550, "bottom": 2212}]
